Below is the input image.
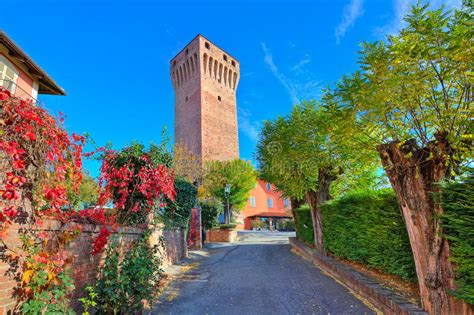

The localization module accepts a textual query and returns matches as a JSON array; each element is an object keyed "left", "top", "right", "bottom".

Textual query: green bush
[
  {"left": 219, "top": 223, "right": 237, "bottom": 230},
  {"left": 294, "top": 206, "right": 314, "bottom": 244},
  {"left": 276, "top": 219, "right": 295, "bottom": 231},
  {"left": 162, "top": 177, "right": 197, "bottom": 228},
  {"left": 321, "top": 189, "right": 416, "bottom": 281},
  {"left": 440, "top": 172, "right": 474, "bottom": 304},
  {"left": 200, "top": 198, "right": 223, "bottom": 229},
  {"left": 81, "top": 231, "right": 163, "bottom": 314}
]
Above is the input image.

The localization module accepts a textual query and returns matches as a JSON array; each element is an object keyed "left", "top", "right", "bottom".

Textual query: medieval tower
[{"left": 171, "top": 35, "right": 240, "bottom": 163}]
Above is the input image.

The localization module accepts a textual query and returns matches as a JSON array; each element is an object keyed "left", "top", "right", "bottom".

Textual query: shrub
[
  {"left": 251, "top": 219, "right": 267, "bottom": 230},
  {"left": 83, "top": 231, "right": 163, "bottom": 314},
  {"left": 277, "top": 219, "right": 295, "bottom": 231},
  {"left": 440, "top": 172, "right": 474, "bottom": 304},
  {"left": 321, "top": 189, "right": 416, "bottom": 281},
  {"left": 162, "top": 177, "right": 197, "bottom": 228},
  {"left": 200, "top": 198, "right": 223, "bottom": 229},
  {"left": 219, "top": 223, "right": 237, "bottom": 230},
  {"left": 294, "top": 206, "right": 314, "bottom": 244}
]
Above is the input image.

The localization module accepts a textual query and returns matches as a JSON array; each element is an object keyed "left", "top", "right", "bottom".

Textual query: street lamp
[{"left": 224, "top": 184, "right": 231, "bottom": 224}]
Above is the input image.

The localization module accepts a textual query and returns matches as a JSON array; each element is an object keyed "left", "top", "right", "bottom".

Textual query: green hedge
[
  {"left": 440, "top": 172, "right": 474, "bottom": 304},
  {"left": 294, "top": 190, "right": 417, "bottom": 281},
  {"left": 294, "top": 206, "right": 314, "bottom": 244},
  {"left": 162, "top": 177, "right": 197, "bottom": 228},
  {"left": 200, "top": 198, "right": 223, "bottom": 229}
]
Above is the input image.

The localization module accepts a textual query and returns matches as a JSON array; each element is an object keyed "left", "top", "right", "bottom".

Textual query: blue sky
[{"left": 1, "top": 0, "right": 461, "bottom": 177}]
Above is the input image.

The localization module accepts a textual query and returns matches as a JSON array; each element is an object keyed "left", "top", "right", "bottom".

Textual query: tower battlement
[{"left": 171, "top": 35, "right": 240, "bottom": 162}]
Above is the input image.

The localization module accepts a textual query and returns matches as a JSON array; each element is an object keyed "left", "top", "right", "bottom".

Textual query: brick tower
[{"left": 171, "top": 35, "right": 240, "bottom": 163}]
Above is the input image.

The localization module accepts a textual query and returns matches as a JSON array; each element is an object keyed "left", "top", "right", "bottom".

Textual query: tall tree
[
  {"left": 330, "top": 3, "right": 473, "bottom": 313},
  {"left": 202, "top": 159, "right": 257, "bottom": 223},
  {"left": 257, "top": 101, "right": 374, "bottom": 252}
]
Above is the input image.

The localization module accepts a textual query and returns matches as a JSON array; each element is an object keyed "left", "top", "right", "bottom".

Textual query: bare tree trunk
[
  {"left": 305, "top": 168, "right": 336, "bottom": 253},
  {"left": 377, "top": 134, "right": 472, "bottom": 315}
]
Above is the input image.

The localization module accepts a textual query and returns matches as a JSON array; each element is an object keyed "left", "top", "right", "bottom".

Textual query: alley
[{"left": 152, "top": 231, "right": 374, "bottom": 315}]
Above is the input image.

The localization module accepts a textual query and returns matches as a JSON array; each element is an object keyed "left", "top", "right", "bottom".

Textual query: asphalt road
[{"left": 152, "top": 231, "right": 375, "bottom": 315}]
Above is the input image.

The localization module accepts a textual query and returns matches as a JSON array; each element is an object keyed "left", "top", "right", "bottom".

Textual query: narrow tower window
[
  {"left": 223, "top": 54, "right": 227, "bottom": 61},
  {"left": 218, "top": 96, "right": 221, "bottom": 101},
  {"left": 205, "top": 42, "right": 210, "bottom": 49}
]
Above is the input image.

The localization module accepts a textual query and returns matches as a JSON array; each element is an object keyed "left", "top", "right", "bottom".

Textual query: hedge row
[
  {"left": 440, "top": 172, "right": 474, "bottom": 304},
  {"left": 294, "top": 189, "right": 416, "bottom": 281},
  {"left": 294, "top": 206, "right": 313, "bottom": 244}
]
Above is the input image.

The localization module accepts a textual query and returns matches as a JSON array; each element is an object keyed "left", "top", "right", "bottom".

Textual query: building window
[
  {"left": 267, "top": 198, "right": 274, "bottom": 208},
  {"left": 185, "top": 49, "right": 189, "bottom": 55},
  {"left": 173, "top": 60, "right": 177, "bottom": 66},
  {"left": 218, "top": 96, "right": 221, "bottom": 101},
  {"left": 185, "top": 96, "right": 188, "bottom": 102},
  {"left": 223, "top": 54, "right": 227, "bottom": 61},
  {"left": 250, "top": 196, "right": 256, "bottom": 207},
  {"left": 0, "top": 55, "right": 19, "bottom": 94},
  {"left": 205, "top": 42, "right": 210, "bottom": 49},
  {"left": 284, "top": 198, "right": 290, "bottom": 208},
  {"left": 266, "top": 183, "right": 271, "bottom": 191},
  {"left": 231, "top": 60, "right": 236, "bottom": 67}
]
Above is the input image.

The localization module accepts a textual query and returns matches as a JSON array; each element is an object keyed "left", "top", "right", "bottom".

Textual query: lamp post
[{"left": 224, "top": 184, "right": 231, "bottom": 224}]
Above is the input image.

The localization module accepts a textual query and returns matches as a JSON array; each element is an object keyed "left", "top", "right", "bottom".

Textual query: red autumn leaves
[{"left": 1, "top": 87, "right": 176, "bottom": 254}]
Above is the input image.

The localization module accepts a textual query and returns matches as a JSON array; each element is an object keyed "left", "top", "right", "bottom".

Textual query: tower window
[
  {"left": 173, "top": 60, "right": 177, "bottom": 66},
  {"left": 185, "top": 49, "right": 189, "bottom": 55},
  {"left": 205, "top": 42, "right": 210, "bottom": 49},
  {"left": 231, "top": 60, "right": 236, "bottom": 67},
  {"left": 217, "top": 96, "right": 221, "bottom": 101},
  {"left": 223, "top": 54, "right": 227, "bottom": 61},
  {"left": 185, "top": 96, "right": 188, "bottom": 102}
]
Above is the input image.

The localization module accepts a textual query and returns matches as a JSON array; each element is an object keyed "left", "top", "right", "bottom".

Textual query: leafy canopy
[
  {"left": 202, "top": 159, "right": 257, "bottom": 211},
  {"left": 329, "top": 2, "right": 473, "bottom": 174},
  {"left": 256, "top": 101, "right": 376, "bottom": 200}
]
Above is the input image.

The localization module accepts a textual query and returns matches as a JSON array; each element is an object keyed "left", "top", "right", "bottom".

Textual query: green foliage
[
  {"left": 21, "top": 268, "right": 75, "bottom": 315},
  {"left": 440, "top": 171, "right": 474, "bottom": 304},
  {"left": 219, "top": 223, "right": 237, "bottom": 230},
  {"left": 276, "top": 219, "right": 295, "bottom": 231},
  {"left": 294, "top": 206, "right": 314, "bottom": 244},
  {"left": 162, "top": 177, "right": 197, "bottom": 228},
  {"left": 322, "top": 190, "right": 417, "bottom": 281},
  {"left": 203, "top": 159, "right": 257, "bottom": 211},
  {"left": 329, "top": 2, "right": 473, "bottom": 175},
  {"left": 86, "top": 231, "right": 163, "bottom": 314},
  {"left": 257, "top": 101, "right": 376, "bottom": 201},
  {"left": 295, "top": 191, "right": 417, "bottom": 281},
  {"left": 251, "top": 219, "right": 267, "bottom": 230},
  {"left": 67, "top": 172, "right": 100, "bottom": 209},
  {"left": 200, "top": 198, "right": 223, "bottom": 229}
]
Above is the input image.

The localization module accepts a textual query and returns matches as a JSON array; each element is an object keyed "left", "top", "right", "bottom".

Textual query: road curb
[{"left": 289, "top": 237, "right": 428, "bottom": 315}]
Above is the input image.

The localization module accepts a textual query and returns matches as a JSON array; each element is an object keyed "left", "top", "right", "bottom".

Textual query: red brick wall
[
  {"left": 206, "top": 228, "right": 237, "bottom": 243},
  {"left": 171, "top": 35, "right": 240, "bottom": 163},
  {"left": 0, "top": 220, "right": 187, "bottom": 313}
]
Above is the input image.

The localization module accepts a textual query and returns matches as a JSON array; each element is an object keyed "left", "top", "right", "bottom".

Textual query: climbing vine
[{"left": 0, "top": 89, "right": 176, "bottom": 312}]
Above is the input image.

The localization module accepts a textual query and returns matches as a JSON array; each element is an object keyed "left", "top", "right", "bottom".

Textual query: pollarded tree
[
  {"left": 330, "top": 3, "right": 473, "bottom": 313},
  {"left": 202, "top": 159, "right": 257, "bottom": 224},
  {"left": 256, "top": 101, "right": 375, "bottom": 252}
]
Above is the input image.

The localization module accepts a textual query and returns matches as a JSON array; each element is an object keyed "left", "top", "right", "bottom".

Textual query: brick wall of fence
[{"left": 0, "top": 219, "right": 187, "bottom": 314}]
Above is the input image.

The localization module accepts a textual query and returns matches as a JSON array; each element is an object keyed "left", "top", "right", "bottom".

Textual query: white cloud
[
  {"left": 238, "top": 106, "right": 260, "bottom": 143},
  {"left": 261, "top": 43, "right": 322, "bottom": 105},
  {"left": 291, "top": 55, "right": 311, "bottom": 72},
  {"left": 261, "top": 42, "right": 300, "bottom": 104},
  {"left": 377, "top": 0, "right": 463, "bottom": 36},
  {"left": 335, "top": 0, "right": 364, "bottom": 44}
]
